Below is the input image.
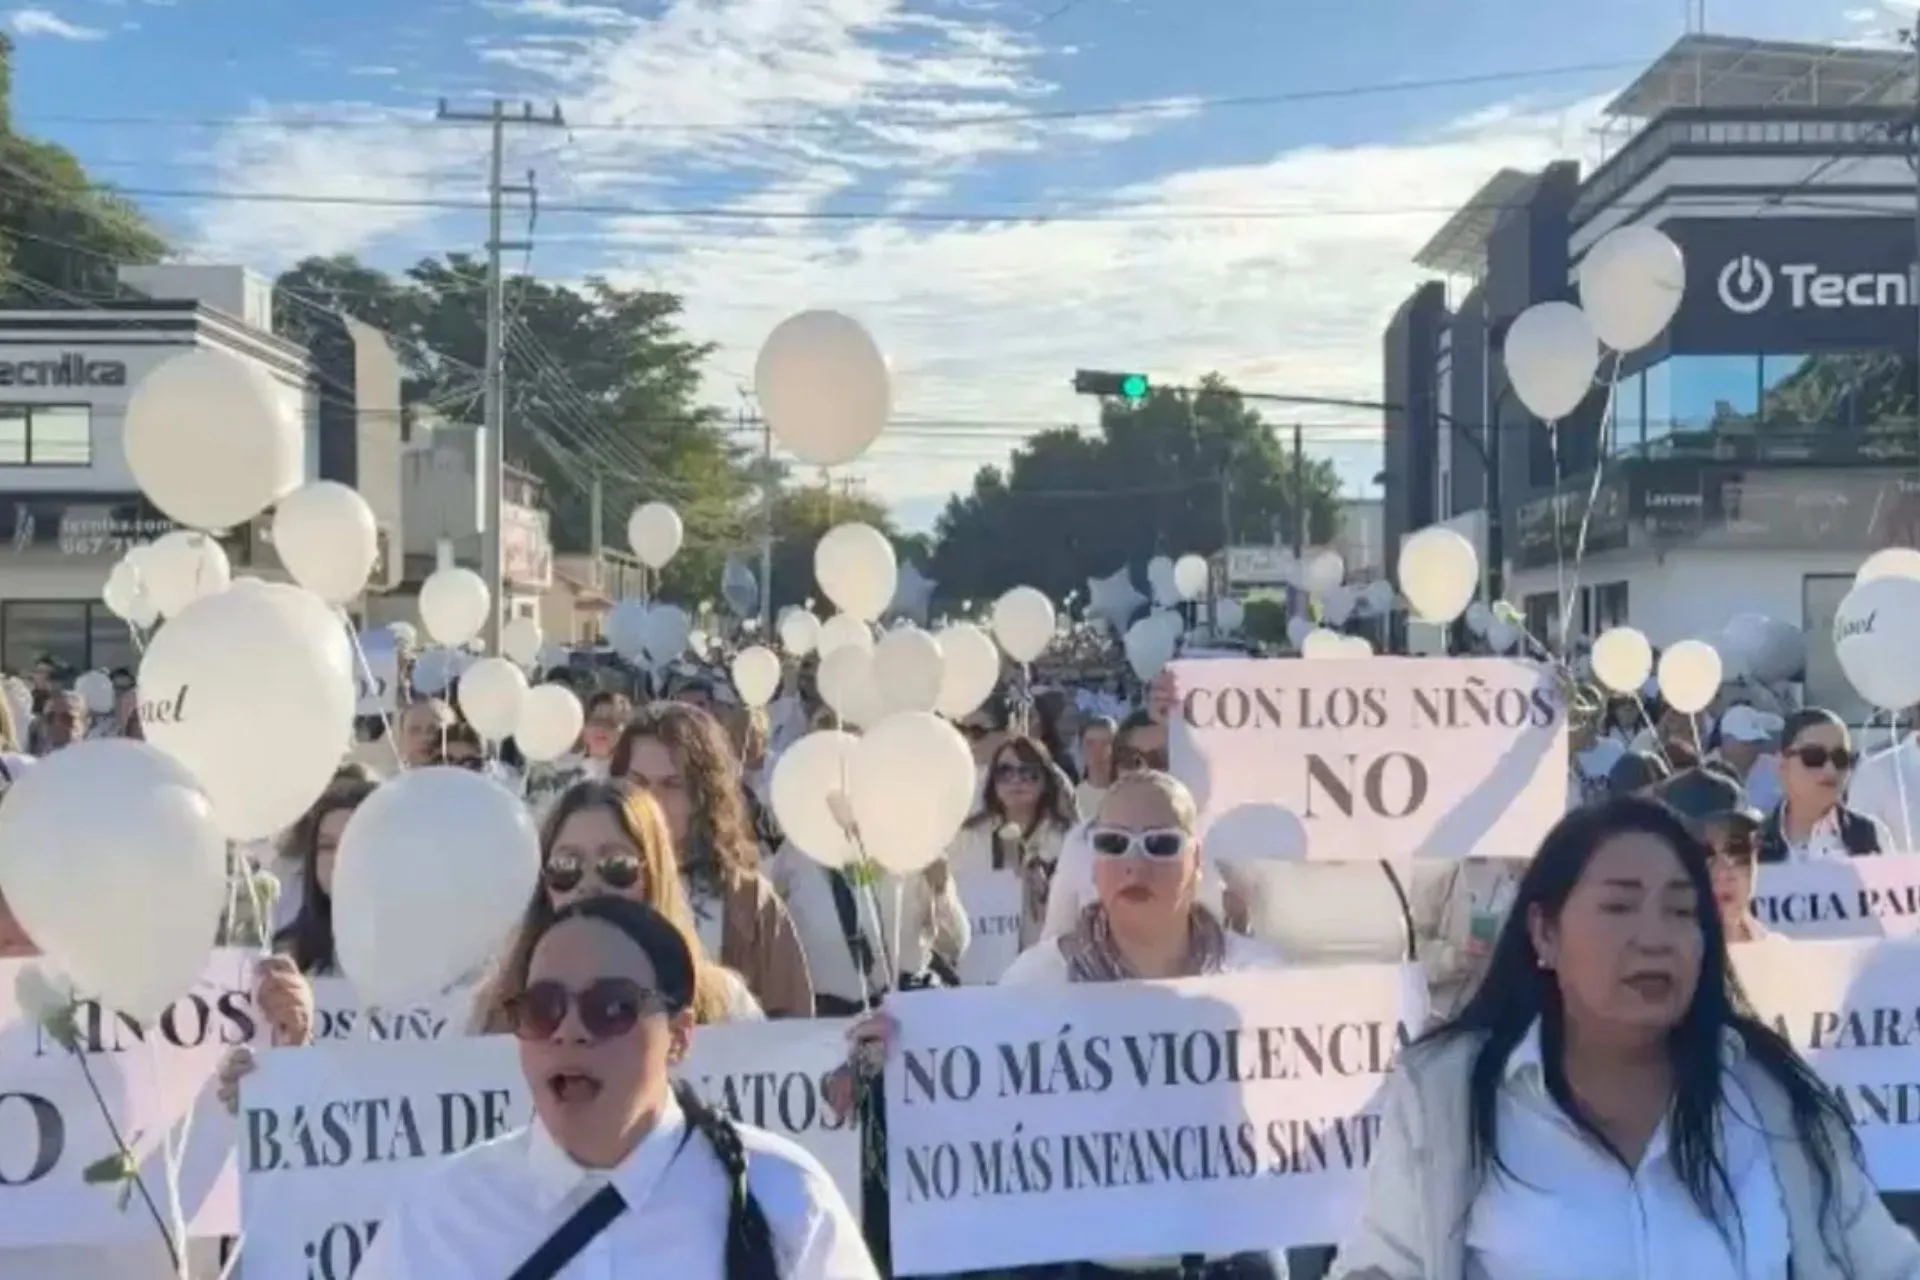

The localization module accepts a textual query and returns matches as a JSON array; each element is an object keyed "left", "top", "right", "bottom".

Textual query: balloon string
[
  {"left": 340, "top": 612, "right": 402, "bottom": 771},
  {"left": 1631, "top": 693, "right": 1675, "bottom": 773},
  {"left": 1554, "top": 351, "right": 1625, "bottom": 654},
  {"left": 1890, "top": 707, "right": 1916, "bottom": 852}
]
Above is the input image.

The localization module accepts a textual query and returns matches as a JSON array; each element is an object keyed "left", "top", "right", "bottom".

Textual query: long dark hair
[
  {"left": 1427, "top": 795, "right": 1856, "bottom": 1244},
  {"left": 965, "top": 735, "right": 1075, "bottom": 866},
  {"left": 611, "top": 701, "right": 760, "bottom": 894},
  {"left": 273, "top": 777, "right": 378, "bottom": 975}
]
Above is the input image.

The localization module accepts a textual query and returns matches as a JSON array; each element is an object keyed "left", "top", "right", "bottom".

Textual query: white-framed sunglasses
[{"left": 1087, "top": 826, "right": 1189, "bottom": 860}]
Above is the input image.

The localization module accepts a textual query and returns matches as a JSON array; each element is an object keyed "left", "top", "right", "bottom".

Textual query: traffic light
[{"left": 1073, "top": 369, "right": 1150, "bottom": 403}]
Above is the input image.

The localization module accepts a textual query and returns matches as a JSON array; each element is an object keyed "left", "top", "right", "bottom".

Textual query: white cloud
[{"left": 8, "top": 7, "right": 106, "bottom": 38}]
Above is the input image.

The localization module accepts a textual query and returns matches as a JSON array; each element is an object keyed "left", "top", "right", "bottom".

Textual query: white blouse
[
  {"left": 766, "top": 843, "right": 969, "bottom": 1005},
  {"left": 1462, "top": 1023, "right": 1789, "bottom": 1280},
  {"left": 945, "top": 821, "right": 1067, "bottom": 985},
  {"left": 357, "top": 1092, "right": 878, "bottom": 1279}
]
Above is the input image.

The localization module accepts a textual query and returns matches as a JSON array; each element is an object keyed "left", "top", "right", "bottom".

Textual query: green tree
[
  {"left": 763, "top": 483, "right": 930, "bottom": 613},
  {"left": 0, "top": 35, "right": 168, "bottom": 301},
  {"left": 929, "top": 375, "right": 1343, "bottom": 603}
]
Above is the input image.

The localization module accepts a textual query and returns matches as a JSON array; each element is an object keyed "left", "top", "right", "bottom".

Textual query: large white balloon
[
  {"left": 605, "top": 599, "right": 650, "bottom": 661},
  {"left": 1505, "top": 301, "right": 1601, "bottom": 422},
  {"left": 1146, "top": 556, "right": 1179, "bottom": 608},
  {"left": 1303, "top": 549, "right": 1345, "bottom": 595},
  {"left": 1657, "top": 640, "right": 1724, "bottom": 715},
  {"left": 74, "top": 669, "right": 115, "bottom": 715},
  {"left": 123, "top": 348, "right": 302, "bottom": 531},
  {"left": 139, "top": 586, "right": 356, "bottom": 839},
  {"left": 935, "top": 622, "right": 1000, "bottom": 719},
  {"left": 641, "top": 604, "right": 691, "bottom": 665},
  {"left": 1124, "top": 613, "right": 1177, "bottom": 681},
  {"left": 101, "top": 556, "right": 157, "bottom": 628},
  {"left": 501, "top": 615, "right": 543, "bottom": 668},
  {"left": 1578, "top": 225, "right": 1684, "bottom": 353},
  {"left": 991, "top": 587, "right": 1056, "bottom": 663},
  {"left": 754, "top": 310, "right": 891, "bottom": 466},
  {"left": 419, "top": 567, "right": 491, "bottom": 646},
  {"left": 331, "top": 767, "right": 540, "bottom": 1009},
  {"left": 1857, "top": 547, "right": 1920, "bottom": 586},
  {"left": 1300, "top": 628, "right": 1347, "bottom": 660},
  {"left": 626, "top": 503, "right": 684, "bottom": 570},
  {"left": 871, "top": 626, "right": 943, "bottom": 714},
  {"left": 847, "top": 712, "right": 975, "bottom": 873},
  {"left": 1215, "top": 597, "right": 1246, "bottom": 633},
  {"left": 816, "top": 523, "right": 897, "bottom": 622},
  {"left": 1397, "top": 527, "right": 1479, "bottom": 624},
  {"left": 141, "top": 529, "right": 232, "bottom": 619},
  {"left": 1172, "top": 554, "right": 1209, "bottom": 601},
  {"left": 770, "top": 730, "right": 860, "bottom": 868},
  {"left": 817, "top": 613, "right": 874, "bottom": 658},
  {"left": 273, "top": 482, "right": 379, "bottom": 605},
  {"left": 1834, "top": 575, "right": 1920, "bottom": 709},
  {"left": 1590, "top": 626, "right": 1654, "bottom": 694},
  {"left": 731, "top": 645, "right": 783, "bottom": 708},
  {"left": 1751, "top": 618, "right": 1805, "bottom": 686},
  {"left": 516, "top": 683, "right": 584, "bottom": 762},
  {"left": 818, "top": 644, "right": 882, "bottom": 726},
  {"left": 778, "top": 608, "right": 821, "bottom": 656},
  {"left": 0, "top": 740, "right": 227, "bottom": 1021},
  {"left": 459, "top": 656, "right": 529, "bottom": 741}
]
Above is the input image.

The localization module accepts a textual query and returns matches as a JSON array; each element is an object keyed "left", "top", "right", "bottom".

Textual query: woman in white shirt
[
  {"left": 1336, "top": 794, "right": 1915, "bottom": 1280},
  {"left": 945, "top": 734, "right": 1075, "bottom": 983},
  {"left": 360, "top": 894, "right": 878, "bottom": 1279},
  {"left": 1756, "top": 708, "right": 1894, "bottom": 864}
]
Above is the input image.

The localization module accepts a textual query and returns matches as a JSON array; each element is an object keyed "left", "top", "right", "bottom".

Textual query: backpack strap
[
  {"left": 826, "top": 869, "right": 879, "bottom": 990},
  {"left": 506, "top": 1183, "right": 627, "bottom": 1280}
]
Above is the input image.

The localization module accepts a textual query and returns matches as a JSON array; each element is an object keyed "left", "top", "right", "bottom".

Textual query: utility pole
[
  {"left": 1291, "top": 422, "right": 1307, "bottom": 620},
  {"left": 741, "top": 388, "right": 775, "bottom": 634},
  {"left": 436, "top": 98, "right": 565, "bottom": 653}
]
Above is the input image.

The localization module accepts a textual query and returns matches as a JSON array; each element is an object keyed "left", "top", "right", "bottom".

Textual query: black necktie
[{"left": 507, "top": 1183, "right": 629, "bottom": 1280}]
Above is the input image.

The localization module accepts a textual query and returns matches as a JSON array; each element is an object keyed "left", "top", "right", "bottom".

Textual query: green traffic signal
[{"left": 1119, "top": 373, "right": 1149, "bottom": 401}]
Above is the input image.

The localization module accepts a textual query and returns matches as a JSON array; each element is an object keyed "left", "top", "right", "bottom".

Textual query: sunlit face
[
  {"left": 1719, "top": 737, "right": 1761, "bottom": 773},
  {"left": 1090, "top": 782, "right": 1197, "bottom": 931},
  {"left": 313, "top": 808, "right": 353, "bottom": 899},
  {"left": 1703, "top": 819, "right": 1758, "bottom": 925},
  {"left": 624, "top": 737, "right": 690, "bottom": 846},
  {"left": 545, "top": 805, "right": 647, "bottom": 910},
  {"left": 400, "top": 705, "right": 444, "bottom": 765},
  {"left": 43, "top": 695, "right": 83, "bottom": 748},
  {"left": 1081, "top": 726, "right": 1114, "bottom": 782},
  {"left": 991, "top": 746, "right": 1044, "bottom": 812},
  {"left": 1781, "top": 721, "right": 1852, "bottom": 809},
  {"left": 582, "top": 699, "right": 628, "bottom": 760},
  {"left": 1529, "top": 831, "right": 1703, "bottom": 1040},
  {"left": 518, "top": 918, "right": 691, "bottom": 1168}
]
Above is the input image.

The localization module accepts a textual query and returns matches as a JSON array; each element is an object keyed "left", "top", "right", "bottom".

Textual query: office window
[
  {"left": 1668, "top": 356, "right": 1759, "bottom": 433},
  {"left": 1612, "top": 371, "right": 1644, "bottom": 456},
  {"left": 1586, "top": 581, "right": 1630, "bottom": 633},
  {"left": 1523, "top": 592, "right": 1559, "bottom": 647},
  {"left": 1643, "top": 360, "right": 1673, "bottom": 450},
  {"left": 1, "top": 600, "right": 134, "bottom": 675},
  {"left": 1759, "top": 353, "right": 1819, "bottom": 426},
  {"left": 0, "top": 404, "right": 92, "bottom": 466}
]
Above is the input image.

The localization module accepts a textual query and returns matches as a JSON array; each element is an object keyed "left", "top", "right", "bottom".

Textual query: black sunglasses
[
  {"left": 503, "top": 977, "right": 660, "bottom": 1041},
  {"left": 994, "top": 762, "right": 1043, "bottom": 784},
  {"left": 542, "top": 852, "right": 643, "bottom": 895},
  {"left": 1788, "top": 745, "right": 1854, "bottom": 771},
  {"left": 1114, "top": 747, "right": 1168, "bottom": 773}
]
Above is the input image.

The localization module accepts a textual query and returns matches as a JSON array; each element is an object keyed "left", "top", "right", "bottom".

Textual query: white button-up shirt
[
  {"left": 357, "top": 1091, "right": 877, "bottom": 1279},
  {"left": 1463, "top": 1022, "right": 1789, "bottom": 1280}
]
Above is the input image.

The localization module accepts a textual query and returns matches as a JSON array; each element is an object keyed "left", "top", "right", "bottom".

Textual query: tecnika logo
[
  {"left": 1715, "top": 254, "right": 1920, "bottom": 315},
  {"left": 0, "top": 353, "right": 127, "bottom": 388}
]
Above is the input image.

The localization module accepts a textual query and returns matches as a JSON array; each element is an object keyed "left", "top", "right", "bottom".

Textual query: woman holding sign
[
  {"left": 1334, "top": 795, "right": 1915, "bottom": 1280},
  {"left": 946, "top": 734, "right": 1076, "bottom": 984},
  {"left": 359, "top": 894, "right": 878, "bottom": 1278}
]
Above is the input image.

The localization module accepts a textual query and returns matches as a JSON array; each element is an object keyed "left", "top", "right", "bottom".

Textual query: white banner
[
  {"left": 882, "top": 965, "right": 1428, "bottom": 1272},
  {"left": 1751, "top": 858, "right": 1920, "bottom": 939},
  {"left": 1169, "top": 657, "right": 1567, "bottom": 863},
  {"left": 354, "top": 636, "right": 399, "bottom": 718},
  {"left": 239, "top": 1019, "right": 859, "bottom": 1280},
  {"left": 954, "top": 870, "right": 1023, "bottom": 986}
]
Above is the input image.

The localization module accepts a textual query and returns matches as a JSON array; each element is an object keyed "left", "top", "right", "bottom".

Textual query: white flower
[{"left": 996, "top": 821, "right": 1023, "bottom": 845}]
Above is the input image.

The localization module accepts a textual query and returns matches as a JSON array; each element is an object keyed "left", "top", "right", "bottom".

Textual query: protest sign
[
  {"left": 883, "top": 965, "right": 1426, "bottom": 1272},
  {"left": 353, "top": 635, "right": 398, "bottom": 717},
  {"left": 1735, "top": 937, "right": 1920, "bottom": 1190},
  {"left": 239, "top": 1018, "right": 859, "bottom": 1280},
  {"left": 954, "top": 868, "right": 1024, "bottom": 985},
  {"left": 1751, "top": 857, "right": 1920, "bottom": 939},
  {"left": 1169, "top": 657, "right": 1566, "bottom": 862}
]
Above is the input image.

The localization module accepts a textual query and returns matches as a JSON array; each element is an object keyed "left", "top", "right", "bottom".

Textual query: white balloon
[
  {"left": 1361, "top": 579, "right": 1395, "bottom": 614},
  {"left": 626, "top": 503, "right": 684, "bottom": 570},
  {"left": 138, "top": 586, "right": 356, "bottom": 839},
  {"left": 1834, "top": 575, "right": 1920, "bottom": 709},
  {"left": 1215, "top": 598, "right": 1245, "bottom": 632},
  {"left": 1464, "top": 601, "right": 1493, "bottom": 637},
  {"left": 1301, "top": 628, "right": 1346, "bottom": 660},
  {"left": 778, "top": 608, "right": 821, "bottom": 656},
  {"left": 1578, "top": 225, "right": 1685, "bottom": 353},
  {"left": 515, "top": 683, "right": 584, "bottom": 762},
  {"left": 1590, "top": 626, "right": 1653, "bottom": 694},
  {"left": 411, "top": 647, "right": 458, "bottom": 696},
  {"left": 1657, "top": 639, "right": 1724, "bottom": 715},
  {"left": 123, "top": 348, "right": 302, "bottom": 531},
  {"left": 871, "top": 627, "right": 944, "bottom": 714},
  {"left": 1857, "top": 547, "right": 1920, "bottom": 586},
  {"left": 1285, "top": 616, "right": 1313, "bottom": 647},
  {"left": 74, "top": 669, "right": 115, "bottom": 716},
  {"left": 1485, "top": 619, "right": 1521, "bottom": 654},
  {"left": 141, "top": 529, "right": 232, "bottom": 619},
  {"left": 641, "top": 604, "right": 691, "bottom": 665},
  {"left": 1303, "top": 549, "right": 1345, "bottom": 594},
  {"left": 273, "top": 482, "right": 379, "bottom": 605},
  {"left": 934, "top": 622, "right": 1000, "bottom": 719},
  {"left": 1321, "top": 585, "right": 1357, "bottom": 627},
  {"left": 1145, "top": 556, "right": 1179, "bottom": 608},
  {"left": 819, "top": 644, "right": 882, "bottom": 726},
  {"left": 991, "top": 587, "right": 1056, "bottom": 663},
  {"left": 535, "top": 642, "right": 570, "bottom": 673},
  {"left": 815, "top": 523, "right": 897, "bottom": 622},
  {"left": 847, "top": 712, "right": 975, "bottom": 873},
  {"left": 754, "top": 310, "right": 891, "bottom": 466},
  {"left": 770, "top": 729, "right": 860, "bottom": 868},
  {"left": 731, "top": 645, "right": 782, "bottom": 708},
  {"left": 1124, "top": 614, "right": 1177, "bottom": 681},
  {"left": 817, "top": 612, "right": 875, "bottom": 658},
  {"left": 459, "top": 656, "right": 529, "bottom": 741},
  {"left": 1172, "top": 554, "right": 1209, "bottom": 601},
  {"left": 1752, "top": 618, "right": 1805, "bottom": 686},
  {"left": 332, "top": 767, "right": 539, "bottom": 1009},
  {"left": 1397, "top": 527, "right": 1479, "bottom": 624},
  {"left": 419, "top": 567, "right": 491, "bottom": 646},
  {"left": 0, "top": 740, "right": 227, "bottom": 1021},
  {"left": 501, "top": 616, "right": 543, "bottom": 668},
  {"left": 1505, "top": 300, "right": 1601, "bottom": 422},
  {"left": 1340, "top": 635, "right": 1375, "bottom": 657},
  {"left": 101, "top": 557, "right": 156, "bottom": 628},
  {"left": 605, "top": 599, "right": 651, "bottom": 661}
]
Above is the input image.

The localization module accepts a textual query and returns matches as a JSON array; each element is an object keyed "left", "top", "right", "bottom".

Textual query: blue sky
[{"left": 2, "top": 0, "right": 1899, "bottom": 532}]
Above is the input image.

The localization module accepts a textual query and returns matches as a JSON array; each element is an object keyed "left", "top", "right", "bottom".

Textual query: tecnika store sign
[{"left": 0, "top": 353, "right": 128, "bottom": 389}]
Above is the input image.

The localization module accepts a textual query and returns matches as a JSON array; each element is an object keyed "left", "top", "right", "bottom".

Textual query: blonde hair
[{"left": 1097, "top": 769, "right": 1198, "bottom": 832}]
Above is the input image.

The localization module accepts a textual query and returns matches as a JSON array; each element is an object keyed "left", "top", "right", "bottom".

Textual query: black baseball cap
[
  {"left": 1657, "top": 767, "right": 1763, "bottom": 830},
  {"left": 1608, "top": 750, "right": 1670, "bottom": 794},
  {"left": 542, "top": 895, "right": 696, "bottom": 1014}
]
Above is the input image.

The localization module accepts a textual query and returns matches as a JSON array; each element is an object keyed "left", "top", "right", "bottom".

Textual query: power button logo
[{"left": 1717, "top": 255, "right": 1773, "bottom": 314}]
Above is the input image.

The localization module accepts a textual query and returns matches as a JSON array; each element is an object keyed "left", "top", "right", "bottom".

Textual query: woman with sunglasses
[
  {"left": 947, "top": 735, "right": 1078, "bottom": 983},
  {"left": 359, "top": 894, "right": 878, "bottom": 1279},
  {"left": 1759, "top": 708, "right": 1892, "bottom": 863},
  {"left": 473, "top": 779, "right": 764, "bottom": 1031}
]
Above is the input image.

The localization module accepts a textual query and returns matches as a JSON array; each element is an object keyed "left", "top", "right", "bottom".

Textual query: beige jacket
[
  {"left": 1335, "top": 1032, "right": 1920, "bottom": 1280},
  {"left": 1410, "top": 860, "right": 1521, "bottom": 1022}
]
